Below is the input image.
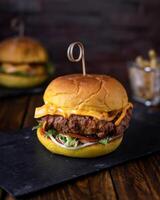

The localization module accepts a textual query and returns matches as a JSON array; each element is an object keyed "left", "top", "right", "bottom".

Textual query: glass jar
[{"left": 128, "top": 62, "right": 160, "bottom": 106}]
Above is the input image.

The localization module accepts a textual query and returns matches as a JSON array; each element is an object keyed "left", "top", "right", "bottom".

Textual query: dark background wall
[{"left": 0, "top": 0, "right": 160, "bottom": 66}]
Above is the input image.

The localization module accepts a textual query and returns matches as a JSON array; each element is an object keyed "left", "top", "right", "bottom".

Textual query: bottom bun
[
  {"left": 0, "top": 73, "right": 48, "bottom": 88},
  {"left": 37, "top": 128, "right": 123, "bottom": 158}
]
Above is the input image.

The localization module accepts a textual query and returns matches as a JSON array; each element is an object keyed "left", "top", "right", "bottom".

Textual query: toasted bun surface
[
  {"left": 37, "top": 128, "right": 123, "bottom": 158},
  {"left": 0, "top": 37, "right": 48, "bottom": 63},
  {"left": 0, "top": 73, "right": 48, "bottom": 88},
  {"left": 44, "top": 74, "right": 128, "bottom": 113}
]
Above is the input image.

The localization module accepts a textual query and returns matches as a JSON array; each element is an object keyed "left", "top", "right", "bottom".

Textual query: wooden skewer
[{"left": 67, "top": 42, "right": 86, "bottom": 76}]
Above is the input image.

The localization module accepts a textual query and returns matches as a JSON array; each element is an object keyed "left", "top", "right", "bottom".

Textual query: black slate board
[
  {"left": 0, "top": 108, "right": 160, "bottom": 197},
  {"left": 0, "top": 86, "right": 45, "bottom": 98}
]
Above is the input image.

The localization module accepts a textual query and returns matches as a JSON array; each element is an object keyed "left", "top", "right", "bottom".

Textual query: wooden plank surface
[
  {"left": 110, "top": 156, "right": 160, "bottom": 200},
  {"left": 0, "top": 96, "right": 29, "bottom": 200},
  {"left": 0, "top": 94, "right": 160, "bottom": 200},
  {"left": 0, "top": 97, "right": 29, "bottom": 130}
]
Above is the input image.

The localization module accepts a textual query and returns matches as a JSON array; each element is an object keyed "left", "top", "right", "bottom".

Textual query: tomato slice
[{"left": 66, "top": 133, "right": 99, "bottom": 142}]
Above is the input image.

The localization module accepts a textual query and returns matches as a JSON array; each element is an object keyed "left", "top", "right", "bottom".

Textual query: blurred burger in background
[{"left": 0, "top": 36, "right": 54, "bottom": 88}]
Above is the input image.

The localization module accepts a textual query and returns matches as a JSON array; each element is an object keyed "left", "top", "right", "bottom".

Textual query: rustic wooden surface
[
  {"left": 0, "top": 62, "right": 160, "bottom": 200},
  {"left": 1, "top": 94, "right": 160, "bottom": 200}
]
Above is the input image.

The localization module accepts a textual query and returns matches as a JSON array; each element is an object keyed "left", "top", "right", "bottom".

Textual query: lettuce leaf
[
  {"left": 45, "top": 129, "right": 57, "bottom": 137},
  {"left": 32, "top": 123, "right": 42, "bottom": 131},
  {"left": 99, "top": 138, "right": 109, "bottom": 145},
  {"left": 56, "top": 134, "right": 78, "bottom": 147},
  {"left": 35, "top": 125, "right": 110, "bottom": 147},
  {"left": 45, "top": 62, "right": 55, "bottom": 75}
]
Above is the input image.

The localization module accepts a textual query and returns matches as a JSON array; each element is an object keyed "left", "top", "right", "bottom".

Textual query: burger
[
  {"left": 34, "top": 74, "right": 133, "bottom": 158},
  {"left": 0, "top": 36, "right": 53, "bottom": 88}
]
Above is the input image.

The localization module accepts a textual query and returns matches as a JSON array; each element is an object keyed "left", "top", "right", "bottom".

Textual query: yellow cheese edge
[
  {"left": 114, "top": 103, "right": 133, "bottom": 126},
  {"left": 34, "top": 103, "right": 133, "bottom": 126}
]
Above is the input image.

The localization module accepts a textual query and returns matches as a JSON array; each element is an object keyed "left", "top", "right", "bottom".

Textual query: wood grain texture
[
  {"left": 0, "top": 97, "right": 29, "bottom": 130},
  {"left": 88, "top": 171, "right": 117, "bottom": 200},
  {"left": 0, "top": 189, "right": 2, "bottom": 200},
  {"left": 21, "top": 177, "right": 91, "bottom": 200},
  {"left": 0, "top": 96, "right": 29, "bottom": 200},
  {"left": 4, "top": 195, "right": 14, "bottom": 200},
  {"left": 138, "top": 155, "right": 160, "bottom": 199},
  {"left": 23, "top": 94, "right": 43, "bottom": 128},
  {"left": 110, "top": 156, "right": 160, "bottom": 200}
]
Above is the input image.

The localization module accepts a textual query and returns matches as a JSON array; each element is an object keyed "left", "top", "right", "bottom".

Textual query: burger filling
[
  {"left": 0, "top": 62, "right": 54, "bottom": 76},
  {"left": 33, "top": 108, "right": 132, "bottom": 149}
]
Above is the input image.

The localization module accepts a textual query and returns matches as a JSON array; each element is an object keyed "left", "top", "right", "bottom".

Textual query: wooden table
[{"left": 0, "top": 62, "right": 160, "bottom": 200}]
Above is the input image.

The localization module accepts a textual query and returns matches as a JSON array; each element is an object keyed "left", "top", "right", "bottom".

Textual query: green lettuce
[
  {"left": 99, "top": 138, "right": 109, "bottom": 145},
  {"left": 32, "top": 123, "right": 42, "bottom": 131},
  {"left": 46, "top": 62, "right": 55, "bottom": 75},
  {"left": 55, "top": 134, "right": 78, "bottom": 147},
  {"left": 45, "top": 129, "right": 57, "bottom": 137},
  {"left": 33, "top": 123, "right": 110, "bottom": 147}
]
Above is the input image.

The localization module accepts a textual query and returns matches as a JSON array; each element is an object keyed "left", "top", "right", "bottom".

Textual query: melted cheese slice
[
  {"left": 2, "top": 63, "right": 32, "bottom": 73},
  {"left": 114, "top": 103, "right": 133, "bottom": 126},
  {"left": 35, "top": 103, "right": 133, "bottom": 126}
]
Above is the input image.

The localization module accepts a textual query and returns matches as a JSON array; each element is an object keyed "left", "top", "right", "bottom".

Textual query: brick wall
[{"left": 0, "top": 0, "right": 160, "bottom": 63}]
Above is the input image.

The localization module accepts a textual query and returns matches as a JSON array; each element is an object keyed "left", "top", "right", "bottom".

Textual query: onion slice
[{"left": 49, "top": 135, "right": 96, "bottom": 150}]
